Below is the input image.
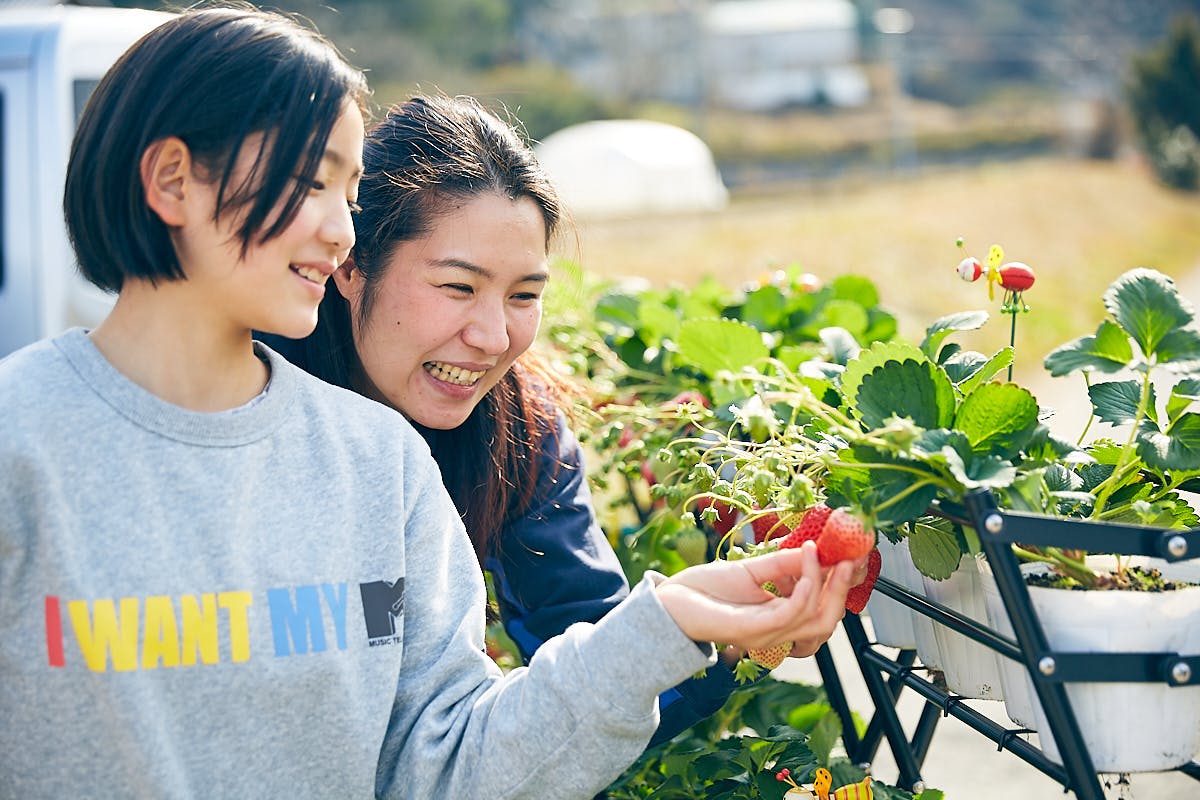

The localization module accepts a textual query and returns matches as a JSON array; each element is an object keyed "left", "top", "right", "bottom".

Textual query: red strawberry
[
  {"left": 816, "top": 508, "right": 875, "bottom": 566},
  {"left": 695, "top": 496, "right": 738, "bottom": 535},
  {"left": 844, "top": 547, "right": 882, "bottom": 613},
  {"left": 751, "top": 511, "right": 788, "bottom": 544},
  {"left": 662, "top": 390, "right": 710, "bottom": 409},
  {"left": 777, "top": 503, "right": 833, "bottom": 550}
]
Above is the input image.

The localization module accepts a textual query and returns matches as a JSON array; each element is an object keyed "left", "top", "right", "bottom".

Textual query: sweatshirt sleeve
[
  {"left": 375, "top": 451, "right": 715, "bottom": 800},
  {"left": 488, "top": 412, "right": 742, "bottom": 748}
]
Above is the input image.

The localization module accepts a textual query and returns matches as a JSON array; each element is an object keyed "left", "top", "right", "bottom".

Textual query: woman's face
[{"left": 339, "top": 192, "right": 548, "bottom": 430}]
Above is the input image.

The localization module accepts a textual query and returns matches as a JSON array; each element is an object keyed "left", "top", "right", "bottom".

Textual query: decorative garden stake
[
  {"left": 775, "top": 768, "right": 874, "bottom": 800},
  {"left": 955, "top": 237, "right": 1036, "bottom": 380}
]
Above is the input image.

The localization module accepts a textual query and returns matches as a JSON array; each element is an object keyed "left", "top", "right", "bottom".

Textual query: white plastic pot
[
  {"left": 977, "top": 557, "right": 1039, "bottom": 729},
  {"left": 865, "top": 536, "right": 920, "bottom": 649},
  {"left": 1021, "top": 565, "right": 1200, "bottom": 772},
  {"left": 920, "top": 553, "right": 1005, "bottom": 700}
]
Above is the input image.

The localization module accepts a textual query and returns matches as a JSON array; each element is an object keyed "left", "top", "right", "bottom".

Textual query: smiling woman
[{"left": 261, "top": 93, "right": 754, "bottom": 748}]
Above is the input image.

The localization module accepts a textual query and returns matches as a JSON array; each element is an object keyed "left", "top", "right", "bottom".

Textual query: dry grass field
[{"left": 565, "top": 156, "right": 1200, "bottom": 386}]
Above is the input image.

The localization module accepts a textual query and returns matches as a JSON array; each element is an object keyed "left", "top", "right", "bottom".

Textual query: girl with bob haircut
[
  {"left": 264, "top": 94, "right": 751, "bottom": 747},
  {"left": 0, "top": 6, "right": 862, "bottom": 798}
]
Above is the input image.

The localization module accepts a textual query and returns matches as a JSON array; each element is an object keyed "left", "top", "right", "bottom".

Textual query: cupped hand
[{"left": 654, "top": 540, "right": 863, "bottom": 658}]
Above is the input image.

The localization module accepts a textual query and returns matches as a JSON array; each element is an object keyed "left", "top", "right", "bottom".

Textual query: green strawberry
[{"left": 672, "top": 526, "right": 709, "bottom": 567}]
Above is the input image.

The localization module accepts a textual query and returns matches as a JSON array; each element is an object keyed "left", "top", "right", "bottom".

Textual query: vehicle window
[
  {"left": 1, "top": 90, "right": 5, "bottom": 289},
  {"left": 73, "top": 79, "right": 99, "bottom": 127}
]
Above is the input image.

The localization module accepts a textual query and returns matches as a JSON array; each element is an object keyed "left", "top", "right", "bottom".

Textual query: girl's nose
[{"left": 323, "top": 201, "right": 356, "bottom": 262}]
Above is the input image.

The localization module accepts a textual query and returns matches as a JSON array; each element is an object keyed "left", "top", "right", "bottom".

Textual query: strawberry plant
[
  {"left": 598, "top": 676, "right": 938, "bottom": 800},
  {"left": 584, "top": 261, "right": 1200, "bottom": 589}
]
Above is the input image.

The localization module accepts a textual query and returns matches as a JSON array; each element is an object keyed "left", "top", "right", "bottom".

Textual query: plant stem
[{"left": 1089, "top": 369, "right": 1153, "bottom": 518}]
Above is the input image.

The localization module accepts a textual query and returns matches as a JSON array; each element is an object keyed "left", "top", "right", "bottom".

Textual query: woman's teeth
[
  {"left": 293, "top": 266, "right": 328, "bottom": 284},
  {"left": 425, "top": 361, "right": 485, "bottom": 386}
]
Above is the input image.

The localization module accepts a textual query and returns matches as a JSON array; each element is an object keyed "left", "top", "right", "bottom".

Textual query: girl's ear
[
  {"left": 140, "top": 137, "right": 192, "bottom": 226},
  {"left": 333, "top": 258, "right": 364, "bottom": 307}
]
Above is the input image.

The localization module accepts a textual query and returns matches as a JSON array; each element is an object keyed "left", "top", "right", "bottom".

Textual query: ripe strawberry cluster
[{"left": 739, "top": 503, "right": 882, "bottom": 678}]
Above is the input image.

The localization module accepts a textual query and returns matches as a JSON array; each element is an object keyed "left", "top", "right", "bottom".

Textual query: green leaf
[
  {"left": 952, "top": 382, "right": 1040, "bottom": 458},
  {"left": 1043, "top": 320, "right": 1134, "bottom": 376},
  {"left": 839, "top": 341, "right": 928, "bottom": 411},
  {"left": 920, "top": 310, "right": 989, "bottom": 360},
  {"left": 941, "top": 447, "right": 1018, "bottom": 490},
  {"left": 830, "top": 273, "right": 880, "bottom": 307},
  {"left": 1104, "top": 268, "right": 1195, "bottom": 359},
  {"left": 854, "top": 359, "right": 957, "bottom": 430},
  {"left": 1089, "top": 379, "right": 1158, "bottom": 427},
  {"left": 775, "top": 343, "right": 824, "bottom": 372},
  {"left": 1155, "top": 326, "right": 1200, "bottom": 374},
  {"left": 637, "top": 297, "right": 681, "bottom": 343},
  {"left": 907, "top": 520, "right": 963, "bottom": 579},
  {"left": 739, "top": 284, "right": 788, "bottom": 331},
  {"left": 786, "top": 702, "right": 832, "bottom": 731},
  {"left": 1168, "top": 378, "right": 1200, "bottom": 421},
  {"left": 677, "top": 318, "right": 770, "bottom": 377},
  {"left": 955, "top": 347, "right": 1014, "bottom": 396},
  {"left": 862, "top": 308, "right": 899, "bottom": 345},
  {"left": 819, "top": 326, "right": 861, "bottom": 365},
  {"left": 825, "top": 447, "right": 941, "bottom": 526},
  {"left": 819, "top": 299, "right": 871, "bottom": 338},
  {"left": 805, "top": 710, "right": 841, "bottom": 766},
  {"left": 1138, "top": 412, "right": 1200, "bottom": 471}
]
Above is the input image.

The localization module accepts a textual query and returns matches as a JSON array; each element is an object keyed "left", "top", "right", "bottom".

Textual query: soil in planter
[{"left": 1025, "top": 565, "right": 1198, "bottom": 592}]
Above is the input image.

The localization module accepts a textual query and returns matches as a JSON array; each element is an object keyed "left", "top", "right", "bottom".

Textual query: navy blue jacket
[{"left": 257, "top": 333, "right": 739, "bottom": 747}]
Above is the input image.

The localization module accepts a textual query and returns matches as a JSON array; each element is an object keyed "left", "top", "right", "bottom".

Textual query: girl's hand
[{"left": 654, "top": 541, "right": 861, "bottom": 658}]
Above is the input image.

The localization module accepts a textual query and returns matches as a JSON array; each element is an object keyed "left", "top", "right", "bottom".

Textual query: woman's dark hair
[
  {"left": 65, "top": 5, "right": 369, "bottom": 292},
  {"left": 301, "top": 94, "right": 567, "bottom": 561}
]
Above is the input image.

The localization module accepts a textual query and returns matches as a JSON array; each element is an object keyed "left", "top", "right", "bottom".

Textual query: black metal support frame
[{"left": 814, "top": 488, "right": 1200, "bottom": 799}]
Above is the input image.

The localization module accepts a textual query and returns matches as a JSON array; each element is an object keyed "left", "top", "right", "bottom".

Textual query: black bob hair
[{"left": 64, "top": 5, "right": 369, "bottom": 292}]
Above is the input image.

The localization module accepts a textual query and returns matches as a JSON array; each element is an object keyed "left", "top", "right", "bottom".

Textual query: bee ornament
[
  {"left": 775, "top": 768, "right": 874, "bottom": 800},
  {"left": 955, "top": 239, "right": 1036, "bottom": 313}
]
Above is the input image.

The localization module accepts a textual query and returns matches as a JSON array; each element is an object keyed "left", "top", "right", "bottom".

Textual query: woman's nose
[{"left": 462, "top": 302, "right": 510, "bottom": 355}]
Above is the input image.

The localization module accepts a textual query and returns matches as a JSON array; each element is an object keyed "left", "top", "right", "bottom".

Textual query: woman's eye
[
  {"left": 443, "top": 284, "right": 473, "bottom": 294},
  {"left": 297, "top": 177, "right": 326, "bottom": 192},
  {"left": 513, "top": 292, "right": 542, "bottom": 302}
]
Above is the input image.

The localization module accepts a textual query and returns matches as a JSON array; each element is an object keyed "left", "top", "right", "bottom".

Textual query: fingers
[{"left": 783, "top": 560, "right": 858, "bottom": 657}]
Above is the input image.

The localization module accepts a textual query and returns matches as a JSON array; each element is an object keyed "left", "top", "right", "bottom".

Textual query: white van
[{"left": 0, "top": 3, "right": 170, "bottom": 358}]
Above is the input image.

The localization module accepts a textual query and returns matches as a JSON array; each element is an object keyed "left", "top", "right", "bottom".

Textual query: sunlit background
[{"left": 48, "top": 0, "right": 1200, "bottom": 389}]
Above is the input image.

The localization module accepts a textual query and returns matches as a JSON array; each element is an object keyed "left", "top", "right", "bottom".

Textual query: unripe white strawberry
[{"left": 747, "top": 641, "right": 792, "bottom": 670}]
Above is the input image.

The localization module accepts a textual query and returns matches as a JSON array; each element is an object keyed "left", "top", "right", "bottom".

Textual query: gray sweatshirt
[{"left": 0, "top": 329, "right": 713, "bottom": 799}]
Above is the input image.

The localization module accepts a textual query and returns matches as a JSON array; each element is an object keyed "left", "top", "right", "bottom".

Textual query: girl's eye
[
  {"left": 443, "top": 283, "right": 473, "bottom": 295},
  {"left": 512, "top": 292, "right": 541, "bottom": 302},
  {"left": 296, "top": 176, "right": 326, "bottom": 192}
]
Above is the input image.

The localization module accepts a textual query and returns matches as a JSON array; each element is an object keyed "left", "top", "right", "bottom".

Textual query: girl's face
[
  {"left": 339, "top": 192, "right": 549, "bottom": 430},
  {"left": 171, "top": 100, "right": 365, "bottom": 339}
]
